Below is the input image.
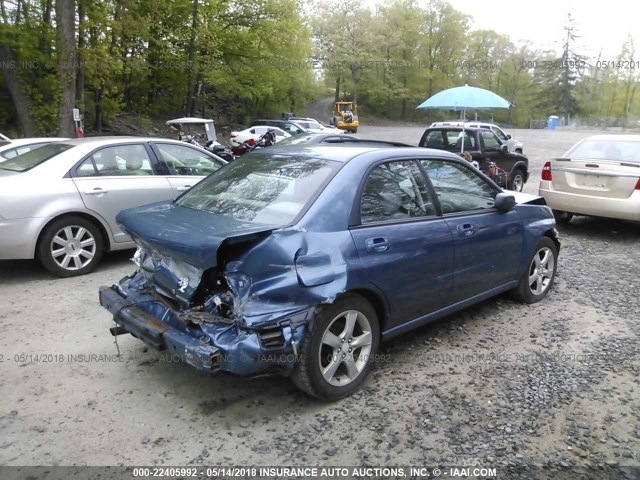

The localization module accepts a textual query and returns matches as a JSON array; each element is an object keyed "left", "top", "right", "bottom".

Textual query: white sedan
[
  {"left": 539, "top": 135, "right": 640, "bottom": 222},
  {"left": 0, "top": 137, "right": 69, "bottom": 161},
  {"left": 0, "top": 137, "right": 226, "bottom": 277},
  {"left": 229, "top": 126, "right": 291, "bottom": 147},
  {"left": 291, "top": 119, "right": 345, "bottom": 134}
]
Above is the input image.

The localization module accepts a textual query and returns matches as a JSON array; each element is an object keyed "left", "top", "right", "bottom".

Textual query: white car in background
[
  {"left": 0, "top": 137, "right": 226, "bottom": 277},
  {"left": 0, "top": 137, "right": 69, "bottom": 161},
  {"left": 539, "top": 135, "right": 640, "bottom": 223},
  {"left": 229, "top": 126, "right": 291, "bottom": 147},
  {"left": 289, "top": 117, "right": 345, "bottom": 134},
  {"left": 430, "top": 121, "right": 523, "bottom": 153}
]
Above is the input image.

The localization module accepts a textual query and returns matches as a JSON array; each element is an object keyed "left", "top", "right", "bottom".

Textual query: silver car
[{"left": 0, "top": 136, "right": 226, "bottom": 277}]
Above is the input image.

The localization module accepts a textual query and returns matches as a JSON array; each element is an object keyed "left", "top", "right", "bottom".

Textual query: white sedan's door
[{"left": 72, "top": 143, "right": 173, "bottom": 244}]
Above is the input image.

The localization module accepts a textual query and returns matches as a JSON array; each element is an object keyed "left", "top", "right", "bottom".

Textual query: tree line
[{"left": 1, "top": 0, "right": 639, "bottom": 137}]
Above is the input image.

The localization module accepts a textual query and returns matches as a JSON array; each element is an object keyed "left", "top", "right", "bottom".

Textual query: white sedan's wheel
[{"left": 38, "top": 216, "right": 104, "bottom": 277}]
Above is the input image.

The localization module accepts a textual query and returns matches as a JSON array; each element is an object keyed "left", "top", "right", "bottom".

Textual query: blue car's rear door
[
  {"left": 420, "top": 159, "right": 523, "bottom": 301},
  {"left": 349, "top": 160, "right": 454, "bottom": 328}
]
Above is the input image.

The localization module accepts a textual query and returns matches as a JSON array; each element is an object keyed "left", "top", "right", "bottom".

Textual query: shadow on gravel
[
  {"left": 558, "top": 216, "right": 640, "bottom": 241},
  {"left": 0, "top": 249, "right": 133, "bottom": 284}
]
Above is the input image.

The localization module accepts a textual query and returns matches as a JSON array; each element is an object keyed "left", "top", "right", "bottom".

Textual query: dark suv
[
  {"left": 419, "top": 126, "right": 529, "bottom": 191},
  {"left": 249, "top": 119, "right": 308, "bottom": 135}
]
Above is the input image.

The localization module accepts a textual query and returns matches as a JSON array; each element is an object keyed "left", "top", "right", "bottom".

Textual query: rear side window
[
  {"left": 76, "top": 144, "right": 155, "bottom": 177},
  {"left": 0, "top": 143, "right": 73, "bottom": 172},
  {"left": 421, "top": 131, "right": 445, "bottom": 148},
  {"left": 360, "top": 160, "right": 436, "bottom": 223},
  {"left": 422, "top": 160, "right": 496, "bottom": 213}
]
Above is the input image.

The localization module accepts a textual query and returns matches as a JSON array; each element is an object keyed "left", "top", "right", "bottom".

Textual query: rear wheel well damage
[
  {"left": 338, "top": 289, "right": 387, "bottom": 341},
  {"left": 543, "top": 228, "right": 561, "bottom": 252},
  {"left": 36, "top": 212, "right": 109, "bottom": 252}
]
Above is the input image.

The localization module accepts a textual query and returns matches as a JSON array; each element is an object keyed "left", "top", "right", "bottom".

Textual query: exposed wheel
[
  {"left": 512, "top": 237, "right": 557, "bottom": 303},
  {"left": 37, "top": 216, "right": 104, "bottom": 277},
  {"left": 292, "top": 294, "right": 379, "bottom": 401},
  {"left": 553, "top": 210, "right": 573, "bottom": 224},
  {"left": 352, "top": 128, "right": 358, "bottom": 133},
  {"left": 515, "top": 148, "right": 523, "bottom": 154},
  {"left": 508, "top": 168, "right": 526, "bottom": 192}
]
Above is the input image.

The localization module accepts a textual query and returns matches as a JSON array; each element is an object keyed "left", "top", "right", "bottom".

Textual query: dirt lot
[{"left": 0, "top": 127, "right": 639, "bottom": 477}]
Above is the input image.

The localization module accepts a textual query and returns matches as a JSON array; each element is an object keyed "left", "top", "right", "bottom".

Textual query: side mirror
[
  {"left": 495, "top": 192, "right": 516, "bottom": 211},
  {"left": 506, "top": 134, "right": 512, "bottom": 139},
  {"left": 500, "top": 144, "right": 508, "bottom": 153}
]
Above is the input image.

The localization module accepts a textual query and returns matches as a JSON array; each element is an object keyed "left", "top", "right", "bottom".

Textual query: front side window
[
  {"left": 421, "top": 160, "right": 497, "bottom": 214},
  {"left": 360, "top": 160, "right": 436, "bottom": 223},
  {"left": 176, "top": 155, "right": 340, "bottom": 225},
  {"left": 492, "top": 127, "right": 508, "bottom": 142},
  {"left": 155, "top": 143, "right": 223, "bottom": 176},
  {"left": 481, "top": 131, "right": 502, "bottom": 151}
]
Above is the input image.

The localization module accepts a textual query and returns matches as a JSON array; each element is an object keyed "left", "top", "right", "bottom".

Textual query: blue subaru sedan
[{"left": 99, "top": 143, "right": 559, "bottom": 401}]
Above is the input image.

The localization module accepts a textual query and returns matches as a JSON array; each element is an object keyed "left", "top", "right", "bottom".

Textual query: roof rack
[{"left": 323, "top": 138, "right": 414, "bottom": 148}]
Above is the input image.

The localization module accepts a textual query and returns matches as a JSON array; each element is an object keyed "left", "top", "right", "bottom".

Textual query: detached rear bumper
[{"left": 99, "top": 285, "right": 310, "bottom": 376}]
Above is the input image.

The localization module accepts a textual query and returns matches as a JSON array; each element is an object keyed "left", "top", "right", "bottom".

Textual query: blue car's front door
[
  {"left": 420, "top": 159, "right": 523, "bottom": 301},
  {"left": 349, "top": 160, "right": 454, "bottom": 328}
]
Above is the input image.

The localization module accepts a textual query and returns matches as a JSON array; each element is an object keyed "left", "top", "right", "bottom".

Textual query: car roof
[
  {"left": 431, "top": 120, "right": 496, "bottom": 127},
  {"left": 0, "top": 137, "right": 69, "bottom": 146},
  {"left": 581, "top": 134, "right": 640, "bottom": 141},
  {"left": 255, "top": 143, "right": 462, "bottom": 163},
  {"left": 166, "top": 117, "right": 214, "bottom": 124},
  {"left": 58, "top": 136, "right": 183, "bottom": 147},
  {"left": 426, "top": 126, "right": 484, "bottom": 132}
]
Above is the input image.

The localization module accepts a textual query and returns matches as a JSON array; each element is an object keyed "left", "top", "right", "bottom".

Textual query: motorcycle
[{"left": 230, "top": 130, "right": 278, "bottom": 157}]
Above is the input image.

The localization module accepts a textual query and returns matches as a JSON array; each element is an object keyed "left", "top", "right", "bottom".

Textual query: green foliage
[{"left": 2, "top": 0, "right": 640, "bottom": 134}]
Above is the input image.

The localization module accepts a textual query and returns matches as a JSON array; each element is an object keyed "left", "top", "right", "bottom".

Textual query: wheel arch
[
  {"left": 35, "top": 211, "right": 112, "bottom": 255},
  {"left": 340, "top": 288, "right": 389, "bottom": 341}
]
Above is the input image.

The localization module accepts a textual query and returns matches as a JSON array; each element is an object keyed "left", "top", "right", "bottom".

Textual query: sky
[
  {"left": 442, "top": 0, "right": 638, "bottom": 59},
  {"left": 367, "top": 0, "right": 639, "bottom": 59}
]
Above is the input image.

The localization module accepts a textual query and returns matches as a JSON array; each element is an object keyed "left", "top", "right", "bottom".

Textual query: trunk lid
[
  {"left": 117, "top": 201, "right": 276, "bottom": 269},
  {"left": 551, "top": 158, "right": 640, "bottom": 199}
]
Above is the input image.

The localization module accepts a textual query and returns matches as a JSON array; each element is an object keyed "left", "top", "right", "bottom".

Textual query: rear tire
[
  {"left": 291, "top": 294, "right": 379, "bottom": 401},
  {"left": 508, "top": 168, "right": 526, "bottom": 192},
  {"left": 553, "top": 210, "right": 573, "bottom": 224},
  {"left": 512, "top": 237, "right": 557, "bottom": 303},
  {"left": 37, "top": 216, "right": 104, "bottom": 277}
]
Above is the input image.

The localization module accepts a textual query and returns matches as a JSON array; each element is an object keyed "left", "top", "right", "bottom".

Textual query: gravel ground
[{"left": 0, "top": 127, "right": 639, "bottom": 478}]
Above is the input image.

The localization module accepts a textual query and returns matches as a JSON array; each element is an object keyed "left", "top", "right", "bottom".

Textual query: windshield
[
  {"left": 567, "top": 139, "right": 640, "bottom": 163},
  {"left": 0, "top": 143, "right": 73, "bottom": 172},
  {"left": 176, "top": 154, "right": 340, "bottom": 225}
]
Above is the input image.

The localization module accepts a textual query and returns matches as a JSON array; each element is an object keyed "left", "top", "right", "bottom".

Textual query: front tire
[
  {"left": 37, "top": 216, "right": 104, "bottom": 277},
  {"left": 292, "top": 294, "right": 379, "bottom": 401},
  {"left": 508, "top": 168, "right": 526, "bottom": 192},
  {"left": 553, "top": 210, "right": 573, "bottom": 224},
  {"left": 512, "top": 237, "right": 558, "bottom": 303}
]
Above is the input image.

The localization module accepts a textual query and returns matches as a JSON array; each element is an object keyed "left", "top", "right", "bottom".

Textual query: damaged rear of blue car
[{"left": 100, "top": 144, "right": 560, "bottom": 401}]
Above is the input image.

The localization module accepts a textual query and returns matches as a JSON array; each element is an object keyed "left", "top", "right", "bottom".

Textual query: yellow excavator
[{"left": 330, "top": 100, "right": 359, "bottom": 133}]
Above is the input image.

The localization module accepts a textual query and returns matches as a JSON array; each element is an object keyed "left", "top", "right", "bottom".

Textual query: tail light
[
  {"left": 635, "top": 178, "right": 640, "bottom": 190},
  {"left": 541, "top": 161, "right": 552, "bottom": 181}
]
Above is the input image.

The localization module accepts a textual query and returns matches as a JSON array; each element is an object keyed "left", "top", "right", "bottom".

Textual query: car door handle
[
  {"left": 177, "top": 185, "right": 193, "bottom": 191},
  {"left": 457, "top": 223, "right": 475, "bottom": 236},
  {"left": 84, "top": 188, "right": 109, "bottom": 195},
  {"left": 365, "top": 237, "right": 389, "bottom": 253}
]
